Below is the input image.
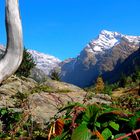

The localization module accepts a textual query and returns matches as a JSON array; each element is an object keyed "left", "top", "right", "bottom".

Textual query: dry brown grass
[{"left": 112, "top": 86, "right": 140, "bottom": 98}]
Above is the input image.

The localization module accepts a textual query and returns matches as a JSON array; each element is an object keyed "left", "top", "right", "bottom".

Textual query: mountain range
[
  {"left": 0, "top": 45, "right": 61, "bottom": 82},
  {"left": 0, "top": 30, "right": 140, "bottom": 87},
  {"left": 28, "top": 50, "right": 61, "bottom": 82},
  {"left": 60, "top": 30, "right": 140, "bottom": 87},
  {"left": 28, "top": 50, "right": 61, "bottom": 75}
]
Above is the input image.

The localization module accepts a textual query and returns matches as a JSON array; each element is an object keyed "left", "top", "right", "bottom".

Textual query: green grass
[{"left": 31, "top": 85, "right": 71, "bottom": 94}]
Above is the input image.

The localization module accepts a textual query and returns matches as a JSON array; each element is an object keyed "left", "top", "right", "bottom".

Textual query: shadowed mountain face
[
  {"left": 60, "top": 30, "right": 140, "bottom": 87},
  {"left": 102, "top": 47, "right": 140, "bottom": 83}
]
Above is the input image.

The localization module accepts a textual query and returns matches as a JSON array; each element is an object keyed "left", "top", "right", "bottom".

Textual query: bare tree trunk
[{"left": 0, "top": 0, "right": 23, "bottom": 83}]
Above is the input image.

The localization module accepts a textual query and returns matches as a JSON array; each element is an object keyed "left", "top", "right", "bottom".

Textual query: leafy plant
[
  {"left": 82, "top": 105, "right": 100, "bottom": 130},
  {"left": 71, "top": 123, "right": 92, "bottom": 140},
  {"left": 0, "top": 107, "right": 48, "bottom": 139},
  {"left": 0, "top": 108, "right": 22, "bottom": 136},
  {"left": 117, "top": 94, "right": 140, "bottom": 112},
  {"left": 0, "top": 101, "right": 139, "bottom": 139},
  {"left": 101, "top": 128, "right": 112, "bottom": 140},
  {"left": 128, "top": 111, "right": 140, "bottom": 129},
  {"left": 11, "top": 91, "right": 29, "bottom": 108},
  {"left": 103, "top": 83, "right": 119, "bottom": 95},
  {"left": 47, "top": 102, "right": 140, "bottom": 140},
  {"left": 109, "top": 121, "right": 119, "bottom": 131}
]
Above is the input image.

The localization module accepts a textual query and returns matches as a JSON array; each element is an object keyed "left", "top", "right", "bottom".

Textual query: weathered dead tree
[{"left": 0, "top": 0, "right": 23, "bottom": 83}]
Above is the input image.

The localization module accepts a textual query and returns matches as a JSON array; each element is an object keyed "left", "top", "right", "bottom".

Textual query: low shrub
[{"left": 116, "top": 94, "right": 140, "bottom": 112}]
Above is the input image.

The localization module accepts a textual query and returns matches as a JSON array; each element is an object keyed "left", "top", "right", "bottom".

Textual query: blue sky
[{"left": 0, "top": 0, "right": 140, "bottom": 60}]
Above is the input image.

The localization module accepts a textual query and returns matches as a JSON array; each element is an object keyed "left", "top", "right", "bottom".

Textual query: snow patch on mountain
[
  {"left": 28, "top": 50, "right": 61, "bottom": 75},
  {"left": 0, "top": 45, "right": 61, "bottom": 76}
]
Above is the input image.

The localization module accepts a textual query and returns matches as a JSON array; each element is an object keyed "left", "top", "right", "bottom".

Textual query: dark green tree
[
  {"left": 132, "top": 67, "right": 140, "bottom": 82},
  {"left": 119, "top": 73, "right": 127, "bottom": 87},
  {"left": 15, "top": 48, "right": 36, "bottom": 77}
]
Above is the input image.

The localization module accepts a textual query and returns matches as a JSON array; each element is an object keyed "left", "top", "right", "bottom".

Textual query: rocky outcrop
[
  {"left": 0, "top": 76, "right": 112, "bottom": 128},
  {"left": 0, "top": 76, "right": 86, "bottom": 127},
  {"left": 85, "top": 94, "right": 112, "bottom": 105},
  {"left": 30, "top": 67, "right": 49, "bottom": 83},
  {"left": 0, "top": 75, "right": 37, "bottom": 107}
]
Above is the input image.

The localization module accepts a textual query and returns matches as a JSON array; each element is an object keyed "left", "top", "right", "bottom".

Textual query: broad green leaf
[
  {"left": 95, "top": 122, "right": 101, "bottom": 128},
  {"left": 101, "top": 104, "right": 118, "bottom": 113},
  {"left": 71, "top": 123, "right": 92, "bottom": 140},
  {"left": 83, "top": 105, "right": 100, "bottom": 125},
  {"left": 9, "top": 124, "right": 13, "bottom": 130},
  {"left": 128, "top": 111, "right": 140, "bottom": 129},
  {"left": 1, "top": 109, "right": 7, "bottom": 115},
  {"left": 101, "top": 128, "right": 112, "bottom": 140},
  {"left": 101, "top": 122, "right": 108, "bottom": 128},
  {"left": 114, "top": 133, "right": 130, "bottom": 139},
  {"left": 119, "top": 117, "right": 129, "bottom": 122},
  {"left": 109, "top": 121, "right": 119, "bottom": 131}
]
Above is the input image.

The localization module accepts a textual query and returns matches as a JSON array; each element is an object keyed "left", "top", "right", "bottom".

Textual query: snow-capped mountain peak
[
  {"left": 100, "top": 30, "right": 121, "bottom": 37},
  {"left": 60, "top": 30, "right": 140, "bottom": 87},
  {"left": 86, "top": 30, "right": 123, "bottom": 53},
  {"left": 86, "top": 30, "right": 140, "bottom": 54}
]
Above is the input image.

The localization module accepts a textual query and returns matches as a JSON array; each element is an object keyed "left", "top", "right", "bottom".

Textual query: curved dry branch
[{"left": 0, "top": 0, "right": 23, "bottom": 83}]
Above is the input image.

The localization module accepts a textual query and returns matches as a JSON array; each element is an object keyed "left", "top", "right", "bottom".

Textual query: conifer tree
[
  {"left": 50, "top": 70, "right": 61, "bottom": 81},
  {"left": 15, "top": 48, "right": 36, "bottom": 77},
  {"left": 95, "top": 76, "right": 104, "bottom": 93}
]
